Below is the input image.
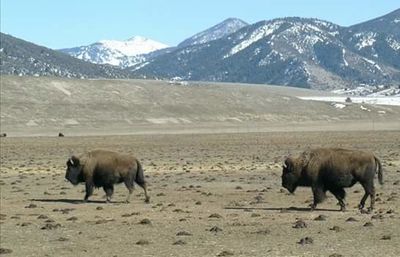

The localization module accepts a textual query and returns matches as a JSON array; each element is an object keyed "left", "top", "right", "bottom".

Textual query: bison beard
[
  {"left": 65, "top": 150, "right": 150, "bottom": 203},
  {"left": 281, "top": 148, "right": 383, "bottom": 212}
]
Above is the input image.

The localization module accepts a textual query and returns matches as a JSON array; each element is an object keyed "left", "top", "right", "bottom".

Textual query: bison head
[
  {"left": 281, "top": 157, "right": 302, "bottom": 193},
  {"left": 65, "top": 156, "right": 82, "bottom": 185}
]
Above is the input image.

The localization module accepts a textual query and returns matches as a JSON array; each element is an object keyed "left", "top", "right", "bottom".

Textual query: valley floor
[{"left": 1, "top": 130, "right": 400, "bottom": 256}]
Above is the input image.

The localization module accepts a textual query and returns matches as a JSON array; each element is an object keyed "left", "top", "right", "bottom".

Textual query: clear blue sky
[{"left": 1, "top": 0, "right": 399, "bottom": 49}]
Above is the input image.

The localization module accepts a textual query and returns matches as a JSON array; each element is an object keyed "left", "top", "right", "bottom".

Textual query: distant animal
[
  {"left": 65, "top": 150, "right": 150, "bottom": 203},
  {"left": 58, "top": 132, "right": 64, "bottom": 137},
  {"left": 281, "top": 148, "right": 383, "bottom": 212},
  {"left": 0, "top": 133, "right": 7, "bottom": 137}
]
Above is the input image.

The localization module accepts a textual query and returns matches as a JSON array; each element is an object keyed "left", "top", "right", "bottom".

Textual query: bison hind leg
[
  {"left": 359, "top": 181, "right": 375, "bottom": 212},
  {"left": 103, "top": 185, "right": 114, "bottom": 203},
  {"left": 123, "top": 182, "right": 133, "bottom": 203},
  {"left": 135, "top": 180, "right": 150, "bottom": 203},
  {"left": 330, "top": 188, "right": 346, "bottom": 211}
]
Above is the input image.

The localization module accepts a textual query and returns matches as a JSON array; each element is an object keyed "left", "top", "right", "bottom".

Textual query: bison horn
[{"left": 69, "top": 158, "right": 74, "bottom": 166}]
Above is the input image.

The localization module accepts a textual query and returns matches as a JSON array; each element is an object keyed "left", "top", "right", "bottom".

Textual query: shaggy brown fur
[
  {"left": 65, "top": 150, "right": 150, "bottom": 203},
  {"left": 282, "top": 148, "right": 383, "bottom": 212}
]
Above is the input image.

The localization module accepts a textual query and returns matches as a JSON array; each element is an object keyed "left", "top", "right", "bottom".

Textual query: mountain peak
[
  {"left": 61, "top": 36, "right": 168, "bottom": 66},
  {"left": 178, "top": 17, "right": 249, "bottom": 48}
]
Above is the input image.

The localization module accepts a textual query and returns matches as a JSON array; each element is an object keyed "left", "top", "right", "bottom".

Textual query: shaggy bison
[
  {"left": 282, "top": 148, "right": 383, "bottom": 212},
  {"left": 65, "top": 150, "right": 150, "bottom": 203}
]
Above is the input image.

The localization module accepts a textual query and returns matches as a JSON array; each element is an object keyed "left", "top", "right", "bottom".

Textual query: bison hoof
[
  {"left": 358, "top": 204, "right": 364, "bottom": 210},
  {"left": 309, "top": 204, "right": 316, "bottom": 211},
  {"left": 340, "top": 206, "right": 346, "bottom": 212}
]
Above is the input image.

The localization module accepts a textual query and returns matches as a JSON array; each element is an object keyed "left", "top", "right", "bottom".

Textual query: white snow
[
  {"left": 362, "top": 57, "right": 382, "bottom": 72},
  {"left": 298, "top": 96, "right": 400, "bottom": 106},
  {"left": 342, "top": 49, "right": 348, "bottom": 66},
  {"left": 360, "top": 105, "right": 371, "bottom": 111},
  {"left": 99, "top": 36, "right": 168, "bottom": 56},
  {"left": 65, "top": 36, "right": 168, "bottom": 67},
  {"left": 224, "top": 22, "right": 283, "bottom": 58},
  {"left": 355, "top": 32, "right": 376, "bottom": 49},
  {"left": 332, "top": 103, "right": 346, "bottom": 109},
  {"left": 386, "top": 36, "right": 400, "bottom": 51}
]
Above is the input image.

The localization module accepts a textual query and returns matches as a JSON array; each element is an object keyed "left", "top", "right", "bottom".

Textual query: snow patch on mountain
[
  {"left": 60, "top": 36, "right": 168, "bottom": 67},
  {"left": 224, "top": 21, "right": 283, "bottom": 58},
  {"left": 98, "top": 36, "right": 168, "bottom": 56},
  {"left": 355, "top": 32, "right": 376, "bottom": 49}
]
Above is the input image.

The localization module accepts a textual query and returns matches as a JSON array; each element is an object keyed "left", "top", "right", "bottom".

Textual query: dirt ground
[{"left": 0, "top": 130, "right": 399, "bottom": 257}]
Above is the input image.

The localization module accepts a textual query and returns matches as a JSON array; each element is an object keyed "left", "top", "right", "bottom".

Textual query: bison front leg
[
  {"left": 310, "top": 186, "right": 326, "bottom": 211},
  {"left": 103, "top": 185, "right": 114, "bottom": 203},
  {"left": 84, "top": 181, "right": 94, "bottom": 202}
]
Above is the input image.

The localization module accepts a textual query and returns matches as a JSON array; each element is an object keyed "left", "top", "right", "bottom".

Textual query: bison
[
  {"left": 65, "top": 150, "right": 150, "bottom": 203},
  {"left": 281, "top": 148, "right": 383, "bottom": 212}
]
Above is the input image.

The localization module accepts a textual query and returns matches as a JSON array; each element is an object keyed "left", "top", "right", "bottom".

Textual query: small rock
[
  {"left": 176, "top": 231, "right": 192, "bottom": 236},
  {"left": 293, "top": 220, "right": 307, "bottom": 229},
  {"left": 136, "top": 239, "right": 150, "bottom": 245},
  {"left": 0, "top": 248, "right": 13, "bottom": 254},
  {"left": 298, "top": 237, "right": 313, "bottom": 245},
  {"left": 346, "top": 217, "right": 358, "bottom": 222},
  {"left": 41, "top": 223, "right": 61, "bottom": 230},
  {"left": 66, "top": 216, "right": 78, "bottom": 221},
  {"left": 25, "top": 203, "right": 37, "bottom": 208},
  {"left": 173, "top": 240, "right": 186, "bottom": 245},
  {"left": 37, "top": 214, "right": 49, "bottom": 219},
  {"left": 314, "top": 215, "right": 327, "bottom": 221},
  {"left": 364, "top": 222, "right": 374, "bottom": 227},
  {"left": 217, "top": 250, "right": 234, "bottom": 256},
  {"left": 329, "top": 254, "right": 344, "bottom": 257},
  {"left": 381, "top": 235, "right": 391, "bottom": 240},
  {"left": 209, "top": 226, "right": 223, "bottom": 233},
  {"left": 209, "top": 213, "right": 222, "bottom": 219},
  {"left": 19, "top": 222, "right": 31, "bottom": 227},
  {"left": 96, "top": 206, "right": 103, "bottom": 210},
  {"left": 139, "top": 218, "right": 151, "bottom": 225},
  {"left": 371, "top": 214, "right": 384, "bottom": 220},
  {"left": 330, "top": 226, "right": 343, "bottom": 232}
]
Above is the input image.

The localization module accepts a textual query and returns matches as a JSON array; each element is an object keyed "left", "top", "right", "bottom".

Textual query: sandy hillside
[{"left": 1, "top": 76, "right": 399, "bottom": 136}]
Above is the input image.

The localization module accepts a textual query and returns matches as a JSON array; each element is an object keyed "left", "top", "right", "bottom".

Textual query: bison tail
[
  {"left": 135, "top": 160, "right": 146, "bottom": 186},
  {"left": 375, "top": 156, "right": 383, "bottom": 185}
]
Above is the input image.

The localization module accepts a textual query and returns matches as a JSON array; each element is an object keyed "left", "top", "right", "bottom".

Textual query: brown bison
[
  {"left": 65, "top": 150, "right": 150, "bottom": 203},
  {"left": 282, "top": 148, "right": 383, "bottom": 212}
]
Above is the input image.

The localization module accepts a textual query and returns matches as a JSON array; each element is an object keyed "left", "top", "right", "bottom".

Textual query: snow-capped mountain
[
  {"left": 178, "top": 18, "right": 248, "bottom": 48},
  {"left": 3, "top": 9, "right": 400, "bottom": 90},
  {"left": 0, "top": 33, "right": 132, "bottom": 79},
  {"left": 134, "top": 10, "right": 400, "bottom": 90},
  {"left": 59, "top": 36, "right": 169, "bottom": 67}
]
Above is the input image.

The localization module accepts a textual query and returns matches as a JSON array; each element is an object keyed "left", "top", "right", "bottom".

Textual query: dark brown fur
[
  {"left": 65, "top": 150, "right": 150, "bottom": 203},
  {"left": 282, "top": 148, "right": 383, "bottom": 211}
]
